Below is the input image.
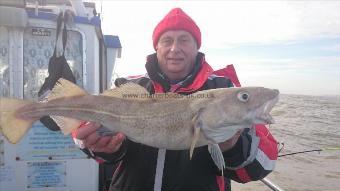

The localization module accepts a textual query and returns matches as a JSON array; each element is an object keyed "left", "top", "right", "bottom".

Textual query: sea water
[{"left": 233, "top": 94, "right": 340, "bottom": 191}]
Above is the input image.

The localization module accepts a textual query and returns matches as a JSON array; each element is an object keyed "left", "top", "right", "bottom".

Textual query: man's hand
[
  {"left": 74, "top": 122, "right": 125, "bottom": 153},
  {"left": 219, "top": 130, "right": 243, "bottom": 152}
]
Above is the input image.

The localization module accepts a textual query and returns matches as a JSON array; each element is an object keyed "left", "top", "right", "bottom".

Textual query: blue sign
[
  {"left": 27, "top": 161, "right": 66, "bottom": 188},
  {"left": 17, "top": 122, "right": 86, "bottom": 160},
  {"left": 0, "top": 166, "right": 14, "bottom": 182}
]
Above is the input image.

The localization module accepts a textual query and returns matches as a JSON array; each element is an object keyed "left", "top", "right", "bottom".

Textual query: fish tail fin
[{"left": 0, "top": 97, "right": 36, "bottom": 144}]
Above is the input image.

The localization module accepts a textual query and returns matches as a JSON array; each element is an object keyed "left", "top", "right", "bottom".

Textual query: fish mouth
[{"left": 255, "top": 91, "right": 279, "bottom": 124}]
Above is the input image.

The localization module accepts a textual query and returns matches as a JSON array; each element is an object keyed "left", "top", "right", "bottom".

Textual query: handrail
[{"left": 260, "top": 178, "right": 284, "bottom": 191}]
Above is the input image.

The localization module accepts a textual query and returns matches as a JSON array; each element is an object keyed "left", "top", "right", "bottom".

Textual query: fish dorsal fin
[
  {"left": 48, "top": 78, "right": 87, "bottom": 101},
  {"left": 101, "top": 82, "right": 150, "bottom": 100}
]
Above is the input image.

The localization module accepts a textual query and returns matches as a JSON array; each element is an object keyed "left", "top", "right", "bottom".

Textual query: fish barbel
[{"left": 0, "top": 78, "right": 279, "bottom": 171}]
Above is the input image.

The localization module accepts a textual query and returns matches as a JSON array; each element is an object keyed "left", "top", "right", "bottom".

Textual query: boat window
[
  {"left": 23, "top": 27, "right": 83, "bottom": 100},
  {"left": 0, "top": 26, "right": 10, "bottom": 97}
]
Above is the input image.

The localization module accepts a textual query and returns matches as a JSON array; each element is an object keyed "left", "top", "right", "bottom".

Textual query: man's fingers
[
  {"left": 84, "top": 133, "right": 100, "bottom": 148},
  {"left": 75, "top": 122, "right": 101, "bottom": 139},
  {"left": 94, "top": 136, "right": 112, "bottom": 148},
  {"left": 106, "top": 133, "right": 125, "bottom": 152}
]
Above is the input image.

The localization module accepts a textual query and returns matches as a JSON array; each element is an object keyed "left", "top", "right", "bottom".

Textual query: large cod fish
[{"left": 0, "top": 79, "right": 279, "bottom": 171}]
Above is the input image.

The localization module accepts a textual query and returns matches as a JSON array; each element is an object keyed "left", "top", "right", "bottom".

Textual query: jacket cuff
[
  {"left": 86, "top": 140, "right": 127, "bottom": 164},
  {"left": 222, "top": 129, "right": 251, "bottom": 168}
]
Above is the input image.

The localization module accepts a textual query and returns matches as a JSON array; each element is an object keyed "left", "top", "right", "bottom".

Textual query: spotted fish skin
[{"left": 1, "top": 79, "right": 279, "bottom": 152}]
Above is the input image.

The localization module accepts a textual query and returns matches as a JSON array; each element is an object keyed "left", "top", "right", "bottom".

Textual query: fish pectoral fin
[
  {"left": 101, "top": 82, "right": 149, "bottom": 100},
  {"left": 0, "top": 98, "right": 36, "bottom": 144},
  {"left": 50, "top": 116, "right": 82, "bottom": 135},
  {"left": 208, "top": 144, "right": 226, "bottom": 173},
  {"left": 189, "top": 109, "right": 205, "bottom": 159},
  {"left": 190, "top": 126, "right": 201, "bottom": 160},
  {"left": 48, "top": 78, "right": 87, "bottom": 101}
]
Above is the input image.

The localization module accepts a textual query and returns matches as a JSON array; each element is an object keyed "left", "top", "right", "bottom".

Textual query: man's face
[{"left": 156, "top": 30, "right": 198, "bottom": 80}]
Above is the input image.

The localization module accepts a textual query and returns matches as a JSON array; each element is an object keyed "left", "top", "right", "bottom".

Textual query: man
[{"left": 73, "top": 8, "right": 278, "bottom": 191}]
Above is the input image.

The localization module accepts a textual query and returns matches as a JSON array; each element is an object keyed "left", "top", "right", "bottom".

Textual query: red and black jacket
[{"left": 82, "top": 53, "right": 278, "bottom": 191}]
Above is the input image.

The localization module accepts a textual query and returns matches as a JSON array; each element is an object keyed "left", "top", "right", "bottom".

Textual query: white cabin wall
[
  {"left": 106, "top": 48, "right": 118, "bottom": 88},
  {"left": 75, "top": 23, "right": 100, "bottom": 94}
]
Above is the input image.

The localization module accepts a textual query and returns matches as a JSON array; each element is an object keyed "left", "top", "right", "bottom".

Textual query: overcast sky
[{"left": 92, "top": 0, "right": 340, "bottom": 95}]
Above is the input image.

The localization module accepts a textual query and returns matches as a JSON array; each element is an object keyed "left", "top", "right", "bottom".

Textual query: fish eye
[{"left": 237, "top": 91, "right": 250, "bottom": 102}]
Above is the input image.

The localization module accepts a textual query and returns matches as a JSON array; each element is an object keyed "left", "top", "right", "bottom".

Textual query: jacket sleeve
[
  {"left": 222, "top": 124, "right": 278, "bottom": 182},
  {"left": 81, "top": 142, "right": 127, "bottom": 164}
]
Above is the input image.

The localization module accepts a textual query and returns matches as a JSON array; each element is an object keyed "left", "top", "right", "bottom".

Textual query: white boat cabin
[{"left": 0, "top": 0, "right": 122, "bottom": 190}]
